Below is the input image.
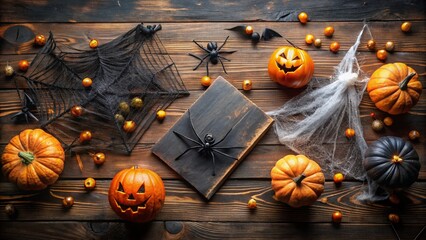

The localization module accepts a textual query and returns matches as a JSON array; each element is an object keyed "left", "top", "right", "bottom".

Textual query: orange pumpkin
[
  {"left": 367, "top": 63, "right": 422, "bottom": 115},
  {"left": 268, "top": 46, "right": 314, "bottom": 88},
  {"left": 271, "top": 155, "right": 325, "bottom": 208},
  {"left": 1, "top": 129, "right": 65, "bottom": 190},
  {"left": 108, "top": 166, "right": 165, "bottom": 223}
]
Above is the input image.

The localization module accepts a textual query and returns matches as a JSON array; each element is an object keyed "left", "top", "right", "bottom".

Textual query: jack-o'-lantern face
[
  {"left": 108, "top": 166, "right": 165, "bottom": 223},
  {"left": 113, "top": 181, "right": 151, "bottom": 212},
  {"left": 268, "top": 46, "right": 315, "bottom": 88}
]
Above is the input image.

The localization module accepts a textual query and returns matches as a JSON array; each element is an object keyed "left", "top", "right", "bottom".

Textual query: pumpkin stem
[
  {"left": 392, "top": 155, "right": 403, "bottom": 163},
  {"left": 18, "top": 152, "right": 35, "bottom": 165},
  {"left": 293, "top": 174, "right": 306, "bottom": 184},
  {"left": 399, "top": 72, "right": 416, "bottom": 90}
]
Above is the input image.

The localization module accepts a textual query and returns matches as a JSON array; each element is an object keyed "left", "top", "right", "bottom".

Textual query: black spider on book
[{"left": 173, "top": 110, "right": 246, "bottom": 176}]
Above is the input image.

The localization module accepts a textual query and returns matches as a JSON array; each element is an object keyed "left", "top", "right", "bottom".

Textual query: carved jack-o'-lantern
[
  {"left": 268, "top": 46, "right": 315, "bottom": 88},
  {"left": 108, "top": 166, "right": 165, "bottom": 223}
]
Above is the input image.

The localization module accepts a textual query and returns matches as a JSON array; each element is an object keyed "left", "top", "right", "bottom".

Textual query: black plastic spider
[
  {"left": 173, "top": 110, "right": 245, "bottom": 176},
  {"left": 10, "top": 92, "right": 38, "bottom": 123},
  {"left": 188, "top": 36, "right": 236, "bottom": 76}
]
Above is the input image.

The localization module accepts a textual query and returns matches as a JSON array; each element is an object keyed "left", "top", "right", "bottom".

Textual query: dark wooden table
[{"left": 0, "top": 1, "right": 425, "bottom": 239}]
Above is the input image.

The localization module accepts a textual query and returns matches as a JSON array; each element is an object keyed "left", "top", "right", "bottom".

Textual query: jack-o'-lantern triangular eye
[
  {"left": 118, "top": 182, "right": 125, "bottom": 192},
  {"left": 137, "top": 183, "right": 145, "bottom": 193},
  {"left": 293, "top": 56, "right": 300, "bottom": 60},
  {"left": 280, "top": 52, "right": 287, "bottom": 59}
]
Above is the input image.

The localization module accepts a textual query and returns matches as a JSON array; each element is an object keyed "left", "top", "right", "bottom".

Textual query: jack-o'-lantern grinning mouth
[
  {"left": 115, "top": 196, "right": 151, "bottom": 213},
  {"left": 276, "top": 61, "right": 300, "bottom": 73}
]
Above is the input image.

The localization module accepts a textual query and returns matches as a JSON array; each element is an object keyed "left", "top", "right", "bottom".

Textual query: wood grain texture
[
  {"left": 0, "top": 0, "right": 424, "bottom": 22},
  {"left": 1, "top": 22, "right": 426, "bottom": 54},
  {"left": 0, "top": 1, "right": 425, "bottom": 239},
  {"left": 0, "top": 221, "right": 425, "bottom": 240},
  {"left": 0, "top": 180, "right": 425, "bottom": 224}
]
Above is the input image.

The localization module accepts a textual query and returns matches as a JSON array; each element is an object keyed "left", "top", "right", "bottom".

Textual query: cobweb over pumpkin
[
  {"left": 19, "top": 24, "right": 188, "bottom": 154},
  {"left": 267, "top": 25, "right": 372, "bottom": 181}
]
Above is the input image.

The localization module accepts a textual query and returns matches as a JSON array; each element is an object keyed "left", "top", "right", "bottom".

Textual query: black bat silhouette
[{"left": 225, "top": 25, "right": 282, "bottom": 42}]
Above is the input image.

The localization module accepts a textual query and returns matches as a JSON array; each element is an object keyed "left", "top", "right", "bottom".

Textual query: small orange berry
[
  {"left": 89, "top": 39, "right": 99, "bottom": 49},
  {"left": 93, "top": 152, "right": 106, "bottom": 165},
  {"left": 383, "top": 117, "right": 393, "bottom": 126},
  {"left": 332, "top": 211, "right": 342, "bottom": 224},
  {"left": 345, "top": 128, "right": 355, "bottom": 138},
  {"left": 367, "top": 39, "right": 376, "bottom": 51},
  {"left": 401, "top": 22, "right": 412, "bottom": 32},
  {"left": 70, "top": 105, "right": 84, "bottom": 117},
  {"left": 79, "top": 130, "right": 92, "bottom": 143},
  {"left": 333, "top": 173, "right": 344, "bottom": 184},
  {"left": 376, "top": 49, "right": 387, "bottom": 61},
  {"left": 408, "top": 130, "right": 420, "bottom": 141},
  {"left": 84, "top": 177, "right": 96, "bottom": 190},
  {"left": 305, "top": 34, "right": 315, "bottom": 45},
  {"left": 388, "top": 213, "right": 400, "bottom": 224},
  {"left": 298, "top": 12, "right": 308, "bottom": 24},
  {"left": 242, "top": 79, "right": 252, "bottom": 91},
  {"left": 324, "top": 26, "right": 334, "bottom": 37},
  {"left": 123, "top": 120, "right": 137, "bottom": 133},
  {"left": 34, "top": 34, "right": 46, "bottom": 46},
  {"left": 156, "top": 110, "right": 166, "bottom": 121},
  {"left": 245, "top": 26, "right": 254, "bottom": 35},
  {"left": 247, "top": 198, "right": 257, "bottom": 209},
  {"left": 62, "top": 196, "right": 74, "bottom": 208},
  {"left": 329, "top": 42, "right": 340, "bottom": 53},
  {"left": 82, "top": 77, "right": 93, "bottom": 88},
  {"left": 18, "top": 60, "right": 30, "bottom": 72},
  {"left": 200, "top": 76, "right": 212, "bottom": 87}
]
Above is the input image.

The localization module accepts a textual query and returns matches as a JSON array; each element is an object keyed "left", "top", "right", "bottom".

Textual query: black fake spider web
[{"left": 19, "top": 24, "right": 188, "bottom": 154}]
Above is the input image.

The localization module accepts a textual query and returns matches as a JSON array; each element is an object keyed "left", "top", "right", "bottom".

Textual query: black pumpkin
[{"left": 364, "top": 136, "right": 420, "bottom": 189}]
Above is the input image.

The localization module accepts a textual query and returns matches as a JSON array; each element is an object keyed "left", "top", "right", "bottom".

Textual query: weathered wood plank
[
  {"left": 0, "top": 140, "right": 423, "bottom": 181},
  {"left": 0, "top": 0, "right": 424, "bottom": 22},
  {"left": 0, "top": 221, "right": 424, "bottom": 240},
  {"left": 1, "top": 22, "right": 426, "bottom": 55},
  {"left": 2, "top": 87, "right": 426, "bottom": 143},
  {"left": 0, "top": 180, "right": 424, "bottom": 223}
]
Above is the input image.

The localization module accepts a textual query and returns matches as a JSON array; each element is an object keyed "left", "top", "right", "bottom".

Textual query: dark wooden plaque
[{"left": 152, "top": 77, "right": 273, "bottom": 199}]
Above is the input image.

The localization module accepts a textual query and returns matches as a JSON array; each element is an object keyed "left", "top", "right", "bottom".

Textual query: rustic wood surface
[{"left": 0, "top": 1, "right": 425, "bottom": 239}]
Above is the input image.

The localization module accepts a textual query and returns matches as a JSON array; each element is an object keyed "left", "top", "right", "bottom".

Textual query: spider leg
[
  {"left": 187, "top": 110, "right": 203, "bottom": 143},
  {"left": 24, "top": 113, "right": 29, "bottom": 123},
  {"left": 218, "top": 55, "right": 232, "bottom": 61},
  {"left": 218, "top": 50, "right": 237, "bottom": 54},
  {"left": 188, "top": 53, "right": 203, "bottom": 60},
  {"left": 212, "top": 110, "right": 251, "bottom": 147},
  {"left": 175, "top": 146, "right": 202, "bottom": 160},
  {"left": 218, "top": 58, "right": 228, "bottom": 74},
  {"left": 173, "top": 131, "right": 203, "bottom": 146},
  {"left": 193, "top": 40, "right": 210, "bottom": 53},
  {"left": 217, "top": 36, "right": 230, "bottom": 51},
  {"left": 189, "top": 54, "right": 210, "bottom": 71},
  {"left": 212, "top": 149, "right": 238, "bottom": 160},
  {"left": 212, "top": 146, "right": 245, "bottom": 149},
  {"left": 209, "top": 150, "right": 216, "bottom": 176},
  {"left": 206, "top": 59, "right": 210, "bottom": 76},
  {"left": 28, "top": 111, "right": 39, "bottom": 121}
]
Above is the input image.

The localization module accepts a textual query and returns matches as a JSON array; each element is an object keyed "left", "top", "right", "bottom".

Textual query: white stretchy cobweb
[{"left": 268, "top": 25, "right": 371, "bottom": 181}]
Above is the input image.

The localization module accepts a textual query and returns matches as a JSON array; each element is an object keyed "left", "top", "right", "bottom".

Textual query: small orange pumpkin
[
  {"left": 1, "top": 129, "right": 65, "bottom": 190},
  {"left": 367, "top": 63, "right": 422, "bottom": 115},
  {"left": 108, "top": 166, "right": 165, "bottom": 223},
  {"left": 271, "top": 155, "right": 325, "bottom": 208},
  {"left": 268, "top": 46, "right": 314, "bottom": 88}
]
